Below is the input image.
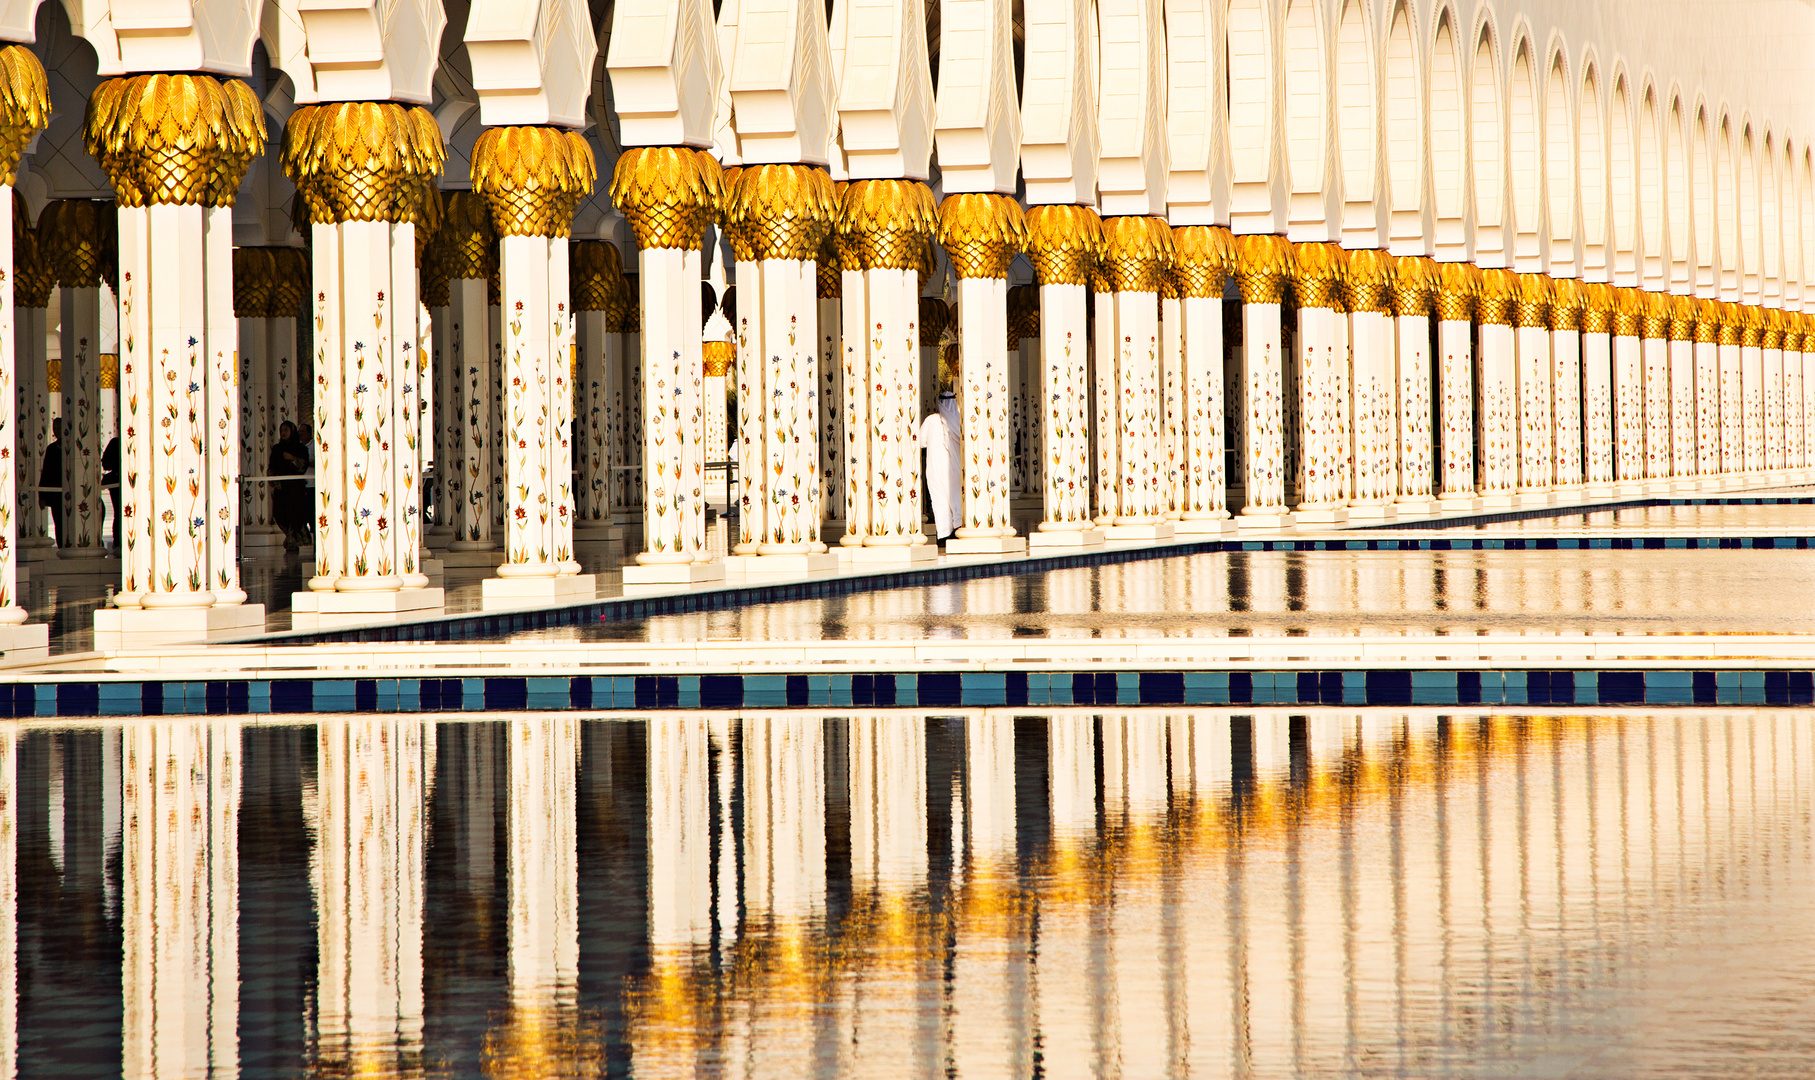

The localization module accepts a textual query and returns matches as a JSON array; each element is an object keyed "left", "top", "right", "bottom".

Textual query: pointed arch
[
  {"left": 1335, "top": 0, "right": 1375, "bottom": 223},
  {"left": 1383, "top": 2, "right": 1422, "bottom": 247},
  {"left": 1226, "top": 0, "right": 1273, "bottom": 188},
  {"left": 1739, "top": 122, "right": 1760, "bottom": 295},
  {"left": 1609, "top": 72, "right": 1636, "bottom": 281},
  {"left": 1692, "top": 104, "right": 1714, "bottom": 286},
  {"left": 1802, "top": 150, "right": 1815, "bottom": 307},
  {"left": 1762, "top": 131, "right": 1781, "bottom": 293},
  {"left": 1428, "top": 7, "right": 1465, "bottom": 247},
  {"left": 1544, "top": 48, "right": 1575, "bottom": 270},
  {"left": 1784, "top": 140, "right": 1800, "bottom": 297},
  {"left": 1282, "top": 0, "right": 1325, "bottom": 198},
  {"left": 1470, "top": 23, "right": 1503, "bottom": 259},
  {"left": 1665, "top": 94, "right": 1687, "bottom": 282},
  {"left": 1717, "top": 112, "right": 1736, "bottom": 294},
  {"left": 1508, "top": 36, "right": 1540, "bottom": 262}
]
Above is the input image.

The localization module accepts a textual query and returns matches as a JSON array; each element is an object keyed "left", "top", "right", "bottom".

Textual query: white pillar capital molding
[
  {"left": 89, "top": 71, "right": 270, "bottom": 646},
  {"left": 281, "top": 99, "right": 446, "bottom": 629},
  {"left": 0, "top": 43, "right": 46, "bottom": 658},
  {"left": 1230, "top": 233, "right": 1293, "bottom": 529},
  {"left": 611, "top": 145, "right": 725, "bottom": 586},
  {"left": 471, "top": 124, "right": 599, "bottom": 605},
  {"left": 938, "top": 191, "right": 1028, "bottom": 553}
]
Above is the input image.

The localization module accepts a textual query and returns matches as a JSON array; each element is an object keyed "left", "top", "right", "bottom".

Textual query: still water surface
[{"left": 5, "top": 712, "right": 1814, "bottom": 1078}]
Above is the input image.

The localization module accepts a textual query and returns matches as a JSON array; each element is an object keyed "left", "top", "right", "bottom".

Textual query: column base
[
  {"left": 1614, "top": 481, "right": 1651, "bottom": 497},
  {"left": 1029, "top": 527, "right": 1108, "bottom": 550},
  {"left": 947, "top": 534, "right": 1030, "bottom": 555},
  {"left": 1437, "top": 493, "right": 1483, "bottom": 513},
  {"left": 290, "top": 588, "right": 445, "bottom": 631},
  {"left": 1671, "top": 478, "right": 1702, "bottom": 494},
  {"left": 441, "top": 548, "right": 507, "bottom": 570},
  {"left": 95, "top": 603, "right": 268, "bottom": 651},
  {"left": 1173, "top": 516, "right": 1238, "bottom": 536},
  {"left": 1643, "top": 480, "right": 1676, "bottom": 495},
  {"left": 1393, "top": 497, "right": 1439, "bottom": 518},
  {"left": 1582, "top": 483, "right": 1618, "bottom": 500},
  {"left": 1346, "top": 502, "right": 1398, "bottom": 522},
  {"left": 1477, "top": 492, "right": 1519, "bottom": 510},
  {"left": 723, "top": 552, "right": 840, "bottom": 576},
  {"left": 845, "top": 543, "right": 940, "bottom": 567},
  {"left": 1550, "top": 485, "right": 1584, "bottom": 505},
  {"left": 1514, "top": 490, "right": 1555, "bottom": 508},
  {"left": 621, "top": 561, "right": 727, "bottom": 590},
  {"left": 1294, "top": 507, "right": 1349, "bottom": 526},
  {"left": 481, "top": 574, "right": 598, "bottom": 609},
  {"left": 1237, "top": 510, "right": 1296, "bottom": 531},
  {"left": 0, "top": 623, "right": 49, "bottom": 663}
]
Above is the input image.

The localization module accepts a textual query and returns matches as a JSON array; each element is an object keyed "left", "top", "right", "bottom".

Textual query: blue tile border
[{"left": 3, "top": 666, "right": 1815, "bottom": 717}]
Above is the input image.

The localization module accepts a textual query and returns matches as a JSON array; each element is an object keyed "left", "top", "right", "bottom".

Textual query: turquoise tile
[
  {"left": 681, "top": 676, "right": 702, "bottom": 709},
  {"left": 251, "top": 681, "right": 271, "bottom": 714},
  {"left": 397, "top": 680, "right": 421, "bottom": 712},
  {"left": 829, "top": 675, "right": 852, "bottom": 708},
  {"left": 526, "top": 677, "right": 567, "bottom": 710},
  {"left": 896, "top": 673, "right": 917, "bottom": 706},
  {"left": 962, "top": 672, "right": 1007, "bottom": 706},
  {"left": 1411, "top": 671, "right": 1457, "bottom": 705},
  {"left": 1503, "top": 671, "right": 1527, "bottom": 705},
  {"left": 1574, "top": 671, "right": 1598, "bottom": 705},
  {"left": 99, "top": 683, "right": 140, "bottom": 717},
  {"left": 315, "top": 680, "right": 356, "bottom": 713},
  {"left": 746, "top": 675, "right": 787, "bottom": 707},
  {"left": 375, "top": 679, "right": 398, "bottom": 712},
  {"left": 462, "top": 677, "right": 486, "bottom": 710},
  {"left": 1117, "top": 672, "right": 1139, "bottom": 705}
]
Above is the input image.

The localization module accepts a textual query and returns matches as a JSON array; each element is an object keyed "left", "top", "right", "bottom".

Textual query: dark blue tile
[
  {"left": 874, "top": 673, "right": 898, "bottom": 708},
  {"left": 1791, "top": 671, "right": 1814, "bottom": 706},
  {"left": 1766, "top": 671, "right": 1790, "bottom": 706},
  {"left": 851, "top": 673, "right": 875, "bottom": 707},
  {"left": 206, "top": 681, "right": 229, "bottom": 715},
  {"left": 1693, "top": 671, "right": 1718, "bottom": 706},
  {"left": 635, "top": 675, "right": 658, "bottom": 709},
  {"left": 1006, "top": 671, "right": 1028, "bottom": 707},
  {"left": 355, "top": 679, "right": 378, "bottom": 712},
  {"left": 701, "top": 675, "right": 742, "bottom": 709},
  {"left": 57, "top": 683, "right": 99, "bottom": 717},
  {"left": 920, "top": 672, "right": 961, "bottom": 707},
  {"left": 141, "top": 681, "right": 164, "bottom": 716},
  {"left": 1599, "top": 671, "right": 1644, "bottom": 705},
  {"left": 785, "top": 675, "right": 809, "bottom": 708},
  {"left": 1320, "top": 671, "right": 1343, "bottom": 705},
  {"left": 1296, "top": 671, "right": 1319, "bottom": 704},
  {"left": 1229, "top": 671, "right": 1253, "bottom": 705},
  {"left": 569, "top": 675, "right": 592, "bottom": 709},
  {"left": 485, "top": 677, "right": 528, "bottom": 711},
  {"left": 1142, "top": 671, "right": 1185, "bottom": 705},
  {"left": 227, "top": 681, "right": 250, "bottom": 714},
  {"left": 272, "top": 680, "right": 312, "bottom": 713},
  {"left": 1366, "top": 670, "right": 1411, "bottom": 706},
  {"left": 1457, "top": 671, "right": 1482, "bottom": 706}
]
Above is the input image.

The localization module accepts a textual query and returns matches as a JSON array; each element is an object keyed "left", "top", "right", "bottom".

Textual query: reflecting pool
[{"left": 5, "top": 711, "right": 1815, "bottom": 1077}]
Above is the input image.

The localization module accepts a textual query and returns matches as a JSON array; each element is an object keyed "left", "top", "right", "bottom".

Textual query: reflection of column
[
  {"left": 122, "top": 720, "right": 239, "bottom": 1080},
  {"left": 1173, "top": 226, "right": 1236, "bottom": 532},
  {"left": 472, "top": 126, "right": 596, "bottom": 603},
  {"left": 1580, "top": 284, "right": 1615, "bottom": 491},
  {"left": 1512, "top": 274, "right": 1552, "bottom": 503},
  {"left": 942, "top": 192, "right": 1028, "bottom": 553},
  {"left": 611, "top": 146, "right": 724, "bottom": 585},
  {"left": 1393, "top": 256, "right": 1437, "bottom": 513},
  {"left": 742, "top": 714, "right": 827, "bottom": 929},
  {"left": 313, "top": 718, "right": 434, "bottom": 1073},
  {"left": 849, "top": 715, "right": 928, "bottom": 890},
  {"left": 1611, "top": 287, "right": 1646, "bottom": 491},
  {"left": 648, "top": 716, "right": 711, "bottom": 956},
  {"left": 1549, "top": 278, "right": 1583, "bottom": 491},
  {"left": 1718, "top": 302, "right": 1744, "bottom": 477},
  {"left": 1474, "top": 269, "right": 1517, "bottom": 506},
  {"left": 1435, "top": 263, "right": 1479, "bottom": 509},
  {"left": 1231, "top": 234, "right": 1293, "bottom": 528},
  {"left": 0, "top": 729, "right": 13, "bottom": 1080},
  {"left": 1026, "top": 205, "right": 1105, "bottom": 548},
  {"left": 1291, "top": 243, "right": 1347, "bottom": 524}
]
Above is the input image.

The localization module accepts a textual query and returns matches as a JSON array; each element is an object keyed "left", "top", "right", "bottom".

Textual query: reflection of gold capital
[
  {"left": 1547, "top": 277, "right": 1583, "bottom": 332},
  {"left": 232, "top": 246, "right": 277, "bottom": 318},
  {"left": 281, "top": 101, "right": 443, "bottom": 224},
  {"left": 1476, "top": 269, "right": 1517, "bottom": 326},
  {"left": 472, "top": 125, "right": 595, "bottom": 238},
  {"left": 46, "top": 358, "right": 59, "bottom": 392},
  {"left": 1023, "top": 204, "right": 1103, "bottom": 287},
  {"left": 1512, "top": 273, "right": 1551, "bottom": 329},
  {"left": 99, "top": 352, "right": 117, "bottom": 389},
  {"left": 1391, "top": 255, "right": 1436, "bottom": 317},
  {"left": 1345, "top": 249, "right": 1393, "bottom": 314},
  {"left": 1580, "top": 282, "right": 1615, "bottom": 334},
  {"left": 723, "top": 163, "right": 837, "bottom": 262},
  {"left": 1098, "top": 215, "right": 1172, "bottom": 293},
  {"left": 1171, "top": 225, "right": 1232, "bottom": 299},
  {"left": 702, "top": 339, "right": 734, "bottom": 377},
  {"left": 0, "top": 45, "right": 49, "bottom": 186},
  {"left": 838, "top": 178, "right": 938, "bottom": 272},
  {"left": 1007, "top": 283, "right": 1039, "bottom": 345},
  {"left": 1291, "top": 242, "right": 1347, "bottom": 310},
  {"left": 609, "top": 145, "right": 719, "bottom": 251},
  {"left": 1432, "top": 262, "right": 1478, "bottom": 322},
  {"left": 938, "top": 192, "right": 1027, "bottom": 280},
  {"left": 1231, "top": 234, "right": 1292, "bottom": 304},
  {"left": 571, "top": 240, "right": 623, "bottom": 312}
]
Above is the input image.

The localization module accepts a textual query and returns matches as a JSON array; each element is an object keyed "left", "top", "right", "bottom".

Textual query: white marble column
[
  {"left": 1610, "top": 289, "right": 1647, "bottom": 493},
  {"left": 1580, "top": 286, "right": 1615, "bottom": 493},
  {"left": 1741, "top": 306, "right": 1766, "bottom": 475},
  {"left": 1693, "top": 301, "right": 1721, "bottom": 484},
  {"left": 15, "top": 235, "right": 51, "bottom": 555},
  {"left": 1093, "top": 215, "right": 1172, "bottom": 544},
  {"left": 1172, "top": 225, "right": 1236, "bottom": 534},
  {"left": 1026, "top": 205, "right": 1106, "bottom": 548},
  {"left": 612, "top": 146, "right": 723, "bottom": 587},
  {"left": 280, "top": 101, "right": 443, "bottom": 628},
  {"left": 235, "top": 248, "right": 282, "bottom": 554},
  {"left": 1764, "top": 311, "right": 1786, "bottom": 472},
  {"left": 1666, "top": 296, "right": 1697, "bottom": 484},
  {"left": 1718, "top": 304, "right": 1744, "bottom": 477},
  {"left": 267, "top": 249, "right": 306, "bottom": 432},
  {"left": 1159, "top": 282, "right": 1183, "bottom": 517},
  {"left": 1513, "top": 274, "right": 1553, "bottom": 504},
  {"left": 1548, "top": 280, "right": 1584, "bottom": 493},
  {"left": 1475, "top": 269, "right": 1518, "bottom": 507},
  {"left": 1348, "top": 250, "right": 1398, "bottom": 521},
  {"left": 472, "top": 125, "right": 596, "bottom": 605},
  {"left": 0, "top": 141, "right": 45, "bottom": 654},
  {"left": 941, "top": 193, "right": 1029, "bottom": 554},
  {"left": 1787, "top": 319, "right": 1808, "bottom": 471},
  {"left": 1639, "top": 292, "right": 1672, "bottom": 489},
  {"left": 1393, "top": 257, "right": 1437, "bottom": 515},
  {"left": 43, "top": 200, "right": 109, "bottom": 559},
  {"left": 1091, "top": 274, "right": 1118, "bottom": 526},
  {"left": 0, "top": 728, "right": 12, "bottom": 1078},
  {"left": 1291, "top": 243, "right": 1348, "bottom": 525},
  {"left": 422, "top": 246, "right": 456, "bottom": 551},
  {"left": 818, "top": 250, "right": 844, "bottom": 543},
  {"left": 1232, "top": 234, "right": 1293, "bottom": 528},
  {"left": 571, "top": 240, "right": 620, "bottom": 542},
  {"left": 1435, "top": 263, "right": 1480, "bottom": 510}
]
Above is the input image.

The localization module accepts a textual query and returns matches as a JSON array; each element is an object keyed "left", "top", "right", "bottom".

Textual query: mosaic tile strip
[
  {"left": 4, "top": 668, "right": 1811, "bottom": 718},
  {"left": 1363, "top": 495, "right": 1815, "bottom": 531}
]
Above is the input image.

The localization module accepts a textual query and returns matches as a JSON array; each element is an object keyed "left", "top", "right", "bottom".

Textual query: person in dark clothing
[
  {"left": 38, "top": 417, "right": 62, "bottom": 545},
  {"left": 100, "top": 435, "right": 120, "bottom": 550},
  {"left": 269, "top": 421, "right": 312, "bottom": 552}
]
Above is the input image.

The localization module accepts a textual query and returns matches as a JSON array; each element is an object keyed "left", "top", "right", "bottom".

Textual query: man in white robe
[{"left": 919, "top": 391, "right": 963, "bottom": 542}]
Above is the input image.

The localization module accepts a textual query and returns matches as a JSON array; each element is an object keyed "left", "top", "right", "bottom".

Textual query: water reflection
[{"left": 7, "top": 711, "right": 1815, "bottom": 1077}]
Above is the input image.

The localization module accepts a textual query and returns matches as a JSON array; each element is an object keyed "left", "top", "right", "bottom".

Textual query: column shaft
[
  {"left": 1695, "top": 329, "right": 1719, "bottom": 477},
  {"left": 1515, "top": 325, "right": 1553, "bottom": 496},
  {"left": 1437, "top": 318, "right": 1476, "bottom": 500},
  {"left": 1160, "top": 292, "right": 1184, "bottom": 517},
  {"left": 838, "top": 265, "right": 869, "bottom": 545},
  {"left": 1039, "top": 282, "right": 1094, "bottom": 530},
  {"left": 863, "top": 268, "right": 923, "bottom": 544},
  {"left": 1294, "top": 304, "right": 1344, "bottom": 515},
  {"left": 1549, "top": 292, "right": 1582, "bottom": 489},
  {"left": 819, "top": 293, "right": 842, "bottom": 538},
  {"left": 205, "top": 207, "right": 246, "bottom": 603},
  {"left": 0, "top": 187, "right": 21, "bottom": 622},
  {"left": 1179, "top": 292, "right": 1230, "bottom": 525},
  {"left": 1641, "top": 330, "right": 1669, "bottom": 482},
  {"left": 1669, "top": 334, "right": 1695, "bottom": 479},
  {"left": 1719, "top": 329, "right": 1743, "bottom": 473},
  {"left": 448, "top": 279, "right": 495, "bottom": 549},
  {"left": 59, "top": 284, "right": 104, "bottom": 552},
  {"left": 1092, "top": 288, "right": 1118, "bottom": 522},
  {"left": 1395, "top": 313, "right": 1435, "bottom": 506},
  {"left": 1582, "top": 327, "right": 1614, "bottom": 486},
  {"left": 1477, "top": 323, "right": 1517, "bottom": 501}
]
